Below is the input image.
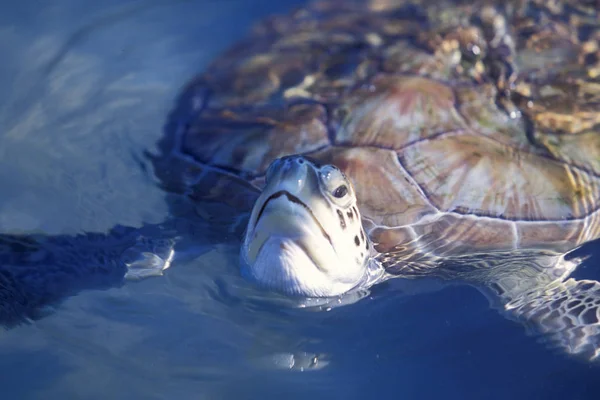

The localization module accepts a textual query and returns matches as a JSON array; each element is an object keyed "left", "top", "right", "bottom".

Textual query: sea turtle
[{"left": 1, "top": 0, "right": 600, "bottom": 361}]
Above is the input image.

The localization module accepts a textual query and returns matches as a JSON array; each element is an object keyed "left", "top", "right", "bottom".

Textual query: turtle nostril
[{"left": 298, "top": 158, "right": 304, "bottom": 164}]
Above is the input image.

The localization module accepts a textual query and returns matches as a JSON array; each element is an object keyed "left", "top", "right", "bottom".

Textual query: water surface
[{"left": 1, "top": 1, "right": 600, "bottom": 399}]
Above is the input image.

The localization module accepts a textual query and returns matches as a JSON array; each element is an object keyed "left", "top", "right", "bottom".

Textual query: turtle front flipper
[
  {"left": 384, "top": 248, "right": 600, "bottom": 362},
  {"left": 0, "top": 222, "right": 182, "bottom": 327},
  {"left": 501, "top": 277, "right": 600, "bottom": 361},
  {"left": 453, "top": 250, "right": 600, "bottom": 362}
]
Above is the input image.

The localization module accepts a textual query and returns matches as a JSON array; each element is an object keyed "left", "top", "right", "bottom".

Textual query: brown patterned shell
[{"left": 160, "top": 0, "right": 600, "bottom": 257}]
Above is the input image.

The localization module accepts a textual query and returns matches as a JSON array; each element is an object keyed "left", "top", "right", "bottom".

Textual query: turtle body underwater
[{"left": 2, "top": 0, "right": 600, "bottom": 361}]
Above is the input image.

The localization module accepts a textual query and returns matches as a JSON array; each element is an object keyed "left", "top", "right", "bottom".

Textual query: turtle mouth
[
  {"left": 255, "top": 190, "right": 333, "bottom": 247},
  {"left": 244, "top": 190, "right": 335, "bottom": 274}
]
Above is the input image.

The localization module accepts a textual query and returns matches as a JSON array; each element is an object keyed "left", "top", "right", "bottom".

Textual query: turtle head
[{"left": 241, "top": 155, "right": 371, "bottom": 297}]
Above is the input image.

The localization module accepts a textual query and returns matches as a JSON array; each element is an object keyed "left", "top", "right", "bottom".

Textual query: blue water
[{"left": 1, "top": 1, "right": 599, "bottom": 399}]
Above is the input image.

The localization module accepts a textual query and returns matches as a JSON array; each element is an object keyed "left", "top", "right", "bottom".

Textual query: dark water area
[{"left": 1, "top": 0, "right": 600, "bottom": 399}]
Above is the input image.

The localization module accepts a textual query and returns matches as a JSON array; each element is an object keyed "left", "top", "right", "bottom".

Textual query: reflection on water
[{"left": 1, "top": 0, "right": 600, "bottom": 399}]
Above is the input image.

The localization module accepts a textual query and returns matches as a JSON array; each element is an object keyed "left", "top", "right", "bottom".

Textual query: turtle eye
[
  {"left": 332, "top": 185, "right": 348, "bottom": 198},
  {"left": 319, "top": 164, "right": 353, "bottom": 204}
]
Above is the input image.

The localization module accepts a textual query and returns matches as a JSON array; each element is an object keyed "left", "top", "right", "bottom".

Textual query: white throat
[{"left": 242, "top": 236, "right": 367, "bottom": 297}]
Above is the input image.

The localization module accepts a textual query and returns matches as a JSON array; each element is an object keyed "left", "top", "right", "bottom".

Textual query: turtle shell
[{"left": 158, "top": 0, "right": 600, "bottom": 257}]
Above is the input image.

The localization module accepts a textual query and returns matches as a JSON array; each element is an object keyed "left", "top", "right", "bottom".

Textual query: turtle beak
[
  {"left": 265, "top": 156, "right": 311, "bottom": 194},
  {"left": 249, "top": 156, "right": 314, "bottom": 231},
  {"left": 243, "top": 156, "right": 326, "bottom": 266}
]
